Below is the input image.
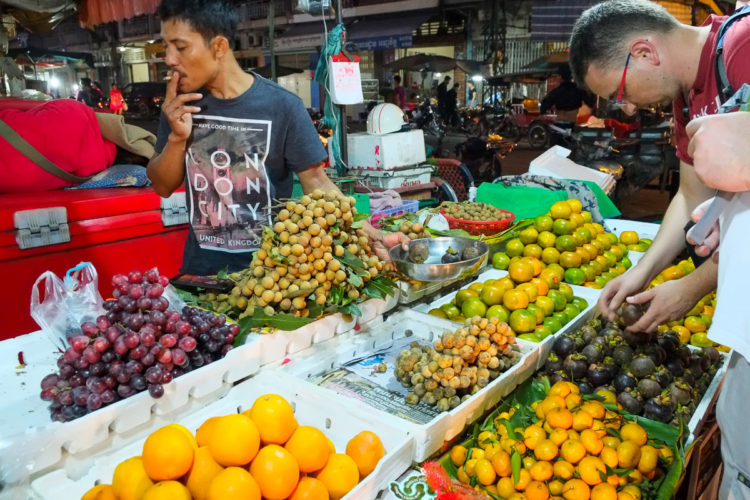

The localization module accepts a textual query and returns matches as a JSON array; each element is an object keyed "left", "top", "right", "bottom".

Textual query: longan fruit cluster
[
  {"left": 200, "top": 189, "right": 385, "bottom": 318},
  {"left": 396, "top": 316, "right": 522, "bottom": 412},
  {"left": 398, "top": 221, "right": 430, "bottom": 240}
]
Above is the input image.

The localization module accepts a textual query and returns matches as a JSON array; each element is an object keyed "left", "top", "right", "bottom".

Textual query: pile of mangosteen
[{"left": 540, "top": 303, "right": 723, "bottom": 426}]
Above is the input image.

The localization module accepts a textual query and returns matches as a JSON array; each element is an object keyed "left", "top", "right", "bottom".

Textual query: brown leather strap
[{"left": 0, "top": 117, "right": 93, "bottom": 183}]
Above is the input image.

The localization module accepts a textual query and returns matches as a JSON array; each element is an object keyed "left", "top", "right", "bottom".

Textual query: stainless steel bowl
[{"left": 389, "top": 237, "right": 489, "bottom": 282}]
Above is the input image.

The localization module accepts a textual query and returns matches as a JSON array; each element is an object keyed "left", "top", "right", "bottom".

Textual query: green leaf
[
  {"left": 338, "top": 302, "right": 362, "bottom": 317},
  {"left": 634, "top": 415, "right": 680, "bottom": 446},
  {"left": 497, "top": 418, "right": 521, "bottom": 441},
  {"left": 175, "top": 288, "right": 198, "bottom": 303},
  {"left": 286, "top": 286, "right": 318, "bottom": 299},
  {"left": 216, "top": 266, "right": 230, "bottom": 280},
  {"left": 603, "top": 402, "right": 620, "bottom": 412},
  {"left": 361, "top": 276, "right": 396, "bottom": 300},
  {"left": 353, "top": 213, "right": 370, "bottom": 222},
  {"left": 511, "top": 450, "right": 521, "bottom": 486},
  {"left": 306, "top": 299, "right": 324, "bottom": 319},
  {"left": 335, "top": 249, "right": 368, "bottom": 271},
  {"left": 347, "top": 273, "right": 363, "bottom": 288},
  {"left": 237, "top": 308, "right": 315, "bottom": 332},
  {"left": 269, "top": 248, "right": 290, "bottom": 265}
]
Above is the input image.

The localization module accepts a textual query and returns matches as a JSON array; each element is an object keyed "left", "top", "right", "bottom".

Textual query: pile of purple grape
[{"left": 39, "top": 268, "right": 238, "bottom": 422}]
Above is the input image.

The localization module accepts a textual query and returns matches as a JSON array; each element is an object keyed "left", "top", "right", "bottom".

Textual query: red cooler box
[{"left": 0, "top": 187, "right": 189, "bottom": 339}]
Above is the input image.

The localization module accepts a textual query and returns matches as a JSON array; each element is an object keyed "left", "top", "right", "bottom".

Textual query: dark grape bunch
[{"left": 39, "top": 269, "right": 238, "bottom": 422}]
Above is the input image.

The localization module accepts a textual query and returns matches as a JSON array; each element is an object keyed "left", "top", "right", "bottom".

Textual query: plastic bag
[{"left": 30, "top": 262, "right": 104, "bottom": 348}]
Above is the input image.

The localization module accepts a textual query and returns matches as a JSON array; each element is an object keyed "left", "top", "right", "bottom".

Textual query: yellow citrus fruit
[
  {"left": 196, "top": 417, "right": 221, "bottom": 447},
  {"left": 345, "top": 430, "right": 386, "bottom": 478},
  {"left": 112, "top": 457, "right": 154, "bottom": 500},
  {"left": 619, "top": 231, "right": 639, "bottom": 245},
  {"left": 550, "top": 201, "right": 572, "bottom": 220},
  {"left": 600, "top": 446, "right": 619, "bottom": 469},
  {"left": 285, "top": 426, "right": 332, "bottom": 473},
  {"left": 580, "top": 429, "right": 604, "bottom": 455},
  {"left": 530, "top": 460, "right": 554, "bottom": 482},
  {"left": 315, "top": 453, "right": 360, "bottom": 500},
  {"left": 560, "top": 439, "right": 587, "bottom": 465},
  {"left": 534, "top": 439, "right": 559, "bottom": 461},
  {"left": 617, "top": 441, "right": 642, "bottom": 469},
  {"left": 553, "top": 460, "right": 575, "bottom": 480},
  {"left": 246, "top": 394, "right": 298, "bottom": 445},
  {"left": 81, "top": 484, "right": 117, "bottom": 500},
  {"left": 621, "top": 485, "right": 642, "bottom": 500},
  {"left": 550, "top": 428, "right": 570, "bottom": 446},
  {"left": 142, "top": 426, "right": 196, "bottom": 481},
  {"left": 250, "top": 444, "right": 301, "bottom": 500},
  {"left": 207, "top": 466, "right": 261, "bottom": 500},
  {"left": 185, "top": 446, "right": 224, "bottom": 500},
  {"left": 166, "top": 423, "right": 198, "bottom": 449},
  {"left": 637, "top": 445, "right": 659, "bottom": 475},
  {"left": 547, "top": 408, "right": 574, "bottom": 430},
  {"left": 578, "top": 456, "right": 606, "bottom": 486},
  {"left": 497, "top": 476, "right": 516, "bottom": 498},
  {"left": 491, "top": 450, "right": 512, "bottom": 477},
  {"left": 620, "top": 423, "right": 647, "bottom": 446},
  {"left": 476, "top": 458, "right": 497, "bottom": 485},
  {"left": 142, "top": 481, "right": 191, "bottom": 500},
  {"left": 567, "top": 199, "right": 583, "bottom": 213},
  {"left": 208, "top": 413, "right": 260, "bottom": 467},
  {"left": 590, "top": 483, "right": 617, "bottom": 500},
  {"left": 289, "top": 477, "right": 331, "bottom": 500},
  {"left": 509, "top": 259, "right": 535, "bottom": 282},
  {"left": 562, "top": 478, "right": 591, "bottom": 500},
  {"left": 526, "top": 480, "right": 551, "bottom": 500},
  {"left": 450, "top": 445, "right": 468, "bottom": 467}
]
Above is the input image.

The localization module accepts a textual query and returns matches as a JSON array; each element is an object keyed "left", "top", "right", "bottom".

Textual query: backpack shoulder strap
[{"left": 715, "top": 6, "right": 750, "bottom": 103}]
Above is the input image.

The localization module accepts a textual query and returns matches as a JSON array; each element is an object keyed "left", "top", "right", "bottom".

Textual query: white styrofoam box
[
  {"left": 347, "top": 129, "right": 426, "bottom": 170},
  {"left": 604, "top": 218, "right": 660, "bottom": 240},
  {"left": 529, "top": 146, "right": 616, "bottom": 194},
  {"left": 280, "top": 310, "right": 541, "bottom": 461},
  {"left": 0, "top": 331, "right": 262, "bottom": 477},
  {"left": 30, "top": 370, "right": 415, "bottom": 500},
  {"left": 355, "top": 165, "right": 433, "bottom": 190},
  {"left": 357, "top": 288, "right": 400, "bottom": 325}
]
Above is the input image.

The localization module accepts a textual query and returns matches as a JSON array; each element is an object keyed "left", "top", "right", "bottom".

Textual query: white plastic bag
[{"left": 30, "top": 262, "right": 104, "bottom": 347}]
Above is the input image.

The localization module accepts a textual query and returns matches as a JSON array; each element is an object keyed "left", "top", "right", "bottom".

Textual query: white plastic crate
[
  {"left": 355, "top": 165, "right": 433, "bottom": 190},
  {"left": 279, "top": 309, "right": 541, "bottom": 461},
  {"left": 30, "top": 370, "right": 414, "bottom": 500},
  {"left": 0, "top": 330, "right": 262, "bottom": 476}
]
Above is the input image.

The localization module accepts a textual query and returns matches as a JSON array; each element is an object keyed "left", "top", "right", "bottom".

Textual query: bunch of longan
[
  {"left": 397, "top": 221, "right": 430, "bottom": 240},
  {"left": 395, "top": 316, "right": 522, "bottom": 412},
  {"left": 200, "top": 189, "right": 384, "bottom": 318}
]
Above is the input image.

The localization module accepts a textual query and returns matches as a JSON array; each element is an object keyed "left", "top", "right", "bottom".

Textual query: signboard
[
  {"left": 273, "top": 33, "right": 325, "bottom": 51},
  {"left": 351, "top": 35, "right": 413, "bottom": 51}
]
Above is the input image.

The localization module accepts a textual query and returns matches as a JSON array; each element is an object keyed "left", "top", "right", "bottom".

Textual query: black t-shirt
[
  {"left": 155, "top": 74, "right": 327, "bottom": 275},
  {"left": 540, "top": 81, "right": 594, "bottom": 113}
]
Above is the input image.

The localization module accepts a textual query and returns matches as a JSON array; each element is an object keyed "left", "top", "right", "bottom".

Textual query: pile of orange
[
  {"left": 428, "top": 272, "right": 589, "bottom": 344},
  {"left": 618, "top": 230, "right": 652, "bottom": 253},
  {"left": 82, "top": 394, "right": 386, "bottom": 500},
  {"left": 449, "top": 381, "right": 674, "bottom": 500},
  {"left": 491, "top": 199, "right": 634, "bottom": 290}
]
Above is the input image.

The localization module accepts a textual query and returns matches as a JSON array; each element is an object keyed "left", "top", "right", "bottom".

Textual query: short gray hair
[{"left": 569, "top": 0, "right": 680, "bottom": 87}]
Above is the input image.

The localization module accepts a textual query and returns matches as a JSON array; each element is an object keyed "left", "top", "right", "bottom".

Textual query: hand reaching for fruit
[
  {"left": 370, "top": 228, "right": 410, "bottom": 263},
  {"left": 687, "top": 198, "right": 720, "bottom": 262}
]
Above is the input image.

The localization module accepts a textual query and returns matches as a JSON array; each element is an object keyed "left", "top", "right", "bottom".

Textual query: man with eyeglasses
[{"left": 569, "top": 0, "right": 750, "bottom": 332}]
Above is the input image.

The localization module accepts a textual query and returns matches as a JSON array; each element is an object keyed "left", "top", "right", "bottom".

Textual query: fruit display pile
[
  {"left": 39, "top": 269, "right": 236, "bottom": 422},
  {"left": 82, "top": 393, "right": 385, "bottom": 500},
  {"left": 197, "top": 189, "right": 387, "bottom": 320},
  {"left": 540, "top": 312, "right": 723, "bottom": 425},
  {"left": 428, "top": 275, "right": 589, "bottom": 343},
  {"left": 396, "top": 316, "right": 523, "bottom": 412},
  {"left": 492, "top": 200, "right": 646, "bottom": 288},
  {"left": 395, "top": 221, "right": 431, "bottom": 240},
  {"left": 447, "top": 380, "right": 676, "bottom": 500},
  {"left": 443, "top": 202, "right": 513, "bottom": 222}
]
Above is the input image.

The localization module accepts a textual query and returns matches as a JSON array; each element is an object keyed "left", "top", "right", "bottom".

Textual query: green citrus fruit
[{"left": 492, "top": 252, "right": 510, "bottom": 270}]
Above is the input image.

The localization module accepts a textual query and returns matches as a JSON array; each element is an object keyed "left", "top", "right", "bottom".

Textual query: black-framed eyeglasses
[{"left": 614, "top": 53, "right": 632, "bottom": 108}]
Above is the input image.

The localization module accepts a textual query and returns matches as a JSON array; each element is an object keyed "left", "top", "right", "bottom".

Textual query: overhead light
[
  {"left": 435, "top": 72, "right": 442, "bottom": 78},
  {"left": 148, "top": 40, "right": 156, "bottom": 43},
  {"left": 471, "top": 74, "right": 482, "bottom": 82},
  {"left": 72, "top": 84, "right": 79, "bottom": 92},
  {"left": 117, "top": 46, "right": 127, "bottom": 52},
  {"left": 49, "top": 76, "right": 59, "bottom": 89}
]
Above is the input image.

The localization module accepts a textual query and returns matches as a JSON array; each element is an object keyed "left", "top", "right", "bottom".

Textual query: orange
[
  {"left": 549, "top": 428, "right": 570, "bottom": 447},
  {"left": 590, "top": 483, "right": 617, "bottom": 500},
  {"left": 572, "top": 411, "right": 593, "bottom": 431},
  {"left": 246, "top": 394, "right": 298, "bottom": 445},
  {"left": 534, "top": 439, "right": 559, "bottom": 461},
  {"left": 112, "top": 457, "right": 154, "bottom": 500},
  {"left": 567, "top": 199, "right": 583, "bottom": 213},
  {"left": 142, "top": 481, "right": 191, "bottom": 500},
  {"left": 503, "top": 289, "right": 530, "bottom": 311},
  {"left": 142, "top": 426, "right": 195, "bottom": 481},
  {"left": 600, "top": 446, "right": 618, "bottom": 469},
  {"left": 580, "top": 429, "right": 604, "bottom": 455},
  {"left": 565, "top": 393, "right": 582, "bottom": 411},
  {"left": 345, "top": 430, "right": 386, "bottom": 478},
  {"left": 530, "top": 278, "right": 550, "bottom": 297},
  {"left": 621, "top": 485, "right": 642, "bottom": 500},
  {"left": 526, "top": 480, "right": 551, "bottom": 500},
  {"left": 560, "top": 440, "right": 587, "bottom": 465},
  {"left": 207, "top": 466, "right": 261, "bottom": 500},
  {"left": 602, "top": 436, "right": 621, "bottom": 449},
  {"left": 250, "top": 444, "right": 300, "bottom": 499},
  {"left": 166, "top": 423, "right": 198, "bottom": 449},
  {"left": 637, "top": 445, "right": 659, "bottom": 475},
  {"left": 539, "top": 395, "right": 567, "bottom": 418},
  {"left": 525, "top": 257, "right": 544, "bottom": 276},
  {"left": 289, "top": 477, "right": 331, "bottom": 500},
  {"left": 550, "top": 201, "right": 572, "bottom": 220},
  {"left": 509, "top": 260, "right": 535, "bottom": 282},
  {"left": 562, "top": 478, "right": 590, "bottom": 500},
  {"left": 510, "top": 309, "right": 538, "bottom": 333},
  {"left": 546, "top": 408, "right": 573, "bottom": 430},
  {"left": 208, "top": 414, "right": 260, "bottom": 467},
  {"left": 549, "top": 479, "right": 565, "bottom": 495},
  {"left": 286, "top": 426, "right": 332, "bottom": 473},
  {"left": 524, "top": 244, "right": 544, "bottom": 259},
  {"left": 559, "top": 251, "right": 582, "bottom": 269},
  {"left": 186, "top": 446, "right": 224, "bottom": 500},
  {"left": 530, "top": 460, "right": 554, "bottom": 482},
  {"left": 553, "top": 460, "right": 575, "bottom": 480},
  {"left": 491, "top": 450, "right": 512, "bottom": 477},
  {"left": 476, "top": 458, "right": 497, "bottom": 486},
  {"left": 684, "top": 316, "right": 707, "bottom": 333},
  {"left": 523, "top": 424, "right": 547, "bottom": 450},
  {"left": 450, "top": 445, "right": 468, "bottom": 467},
  {"left": 619, "top": 423, "right": 647, "bottom": 447},
  {"left": 315, "top": 453, "right": 360, "bottom": 500},
  {"left": 549, "top": 381, "right": 572, "bottom": 398},
  {"left": 619, "top": 231, "right": 639, "bottom": 245},
  {"left": 580, "top": 401, "right": 605, "bottom": 419},
  {"left": 197, "top": 417, "right": 221, "bottom": 447},
  {"left": 497, "top": 476, "right": 516, "bottom": 498},
  {"left": 578, "top": 456, "right": 606, "bottom": 486},
  {"left": 515, "top": 468, "right": 532, "bottom": 491},
  {"left": 81, "top": 484, "right": 117, "bottom": 500}
]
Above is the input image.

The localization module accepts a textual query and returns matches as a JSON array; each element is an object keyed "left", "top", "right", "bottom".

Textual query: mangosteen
[
  {"left": 573, "top": 336, "right": 586, "bottom": 350},
  {"left": 587, "top": 318, "right": 603, "bottom": 330},
  {"left": 549, "top": 371, "right": 571, "bottom": 385},
  {"left": 408, "top": 242, "right": 430, "bottom": 263},
  {"left": 657, "top": 332, "right": 680, "bottom": 354},
  {"left": 614, "top": 372, "right": 638, "bottom": 393},
  {"left": 612, "top": 344, "right": 634, "bottom": 367},
  {"left": 679, "top": 369, "right": 697, "bottom": 387},
  {"left": 675, "top": 345, "right": 692, "bottom": 364},
  {"left": 461, "top": 246, "right": 480, "bottom": 261},
  {"left": 688, "top": 357, "right": 705, "bottom": 379},
  {"left": 441, "top": 247, "right": 460, "bottom": 264},
  {"left": 644, "top": 345, "right": 667, "bottom": 366},
  {"left": 602, "top": 357, "right": 619, "bottom": 378},
  {"left": 600, "top": 325, "right": 622, "bottom": 340},
  {"left": 580, "top": 325, "right": 598, "bottom": 344},
  {"left": 702, "top": 346, "right": 721, "bottom": 364},
  {"left": 653, "top": 366, "right": 673, "bottom": 387},
  {"left": 563, "top": 354, "right": 588, "bottom": 380},
  {"left": 644, "top": 395, "right": 674, "bottom": 423},
  {"left": 619, "top": 303, "right": 644, "bottom": 327},
  {"left": 665, "top": 357, "right": 685, "bottom": 377},
  {"left": 695, "top": 352, "right": 711, "bottom": 372},
  {"left": 637, "top": 378, "right": 662, "bottom": 399},
  {"left": 668, "top": 381, "right": 692, "bottom": 406},
  {"left": 630, "top": 355, "right": 657, "bottom": 379},
  {"left": 582, "top": 344, "right": 603, "bottom": 364},
  {"left": 553, "top": 336, "right": 577, "bottom": 358},
  {"left": 545, "top": 353, "right": 563, "bottom": 373},
  {"left": 671, "top": 405, "right": 693, "bottom": 427},
  {"left": 588, "top": 363, "right": 613, "bottom": 386},
  {"left": 589, "top": 336, "right": 611, "bottom": 355},
  {"left": 577, "top": 380, "right": 594, "bottom": 394},
  {"left": 617, "top": 390, "right": 644, "bottom": 414}
]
